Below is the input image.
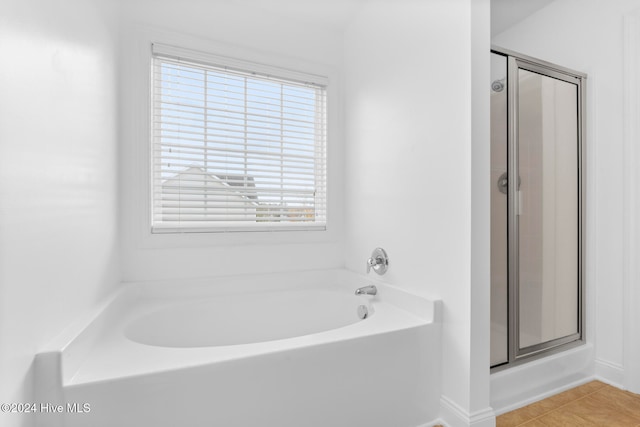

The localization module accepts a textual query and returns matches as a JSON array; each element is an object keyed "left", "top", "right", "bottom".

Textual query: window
[{"left": 151, "top": 44, "right": 327, "bottom": 233}]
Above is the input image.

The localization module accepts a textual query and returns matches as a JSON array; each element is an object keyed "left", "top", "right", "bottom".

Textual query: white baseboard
[
  {"left": 415, "top": 419, "right": 446, "bottom": 427},
  {"left": 595, "top": 359, "right": 624, "bottom": 389},
  {"left": 440, "top": 396, "right": 495, "bottom": 427}
]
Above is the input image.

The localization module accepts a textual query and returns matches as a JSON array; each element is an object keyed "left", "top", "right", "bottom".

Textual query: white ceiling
[
  {"left": 228, "top": 0, "right": 370, "bottom": 30},
  {"left": 227, "top": 0, "right": 557, "bottom": 36},
  {"left": 491, "top": 0, "right": 556, "bottom": 37}
]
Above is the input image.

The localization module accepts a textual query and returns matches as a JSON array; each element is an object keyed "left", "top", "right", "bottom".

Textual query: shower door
[{"left": 490, "top": 48, "right": 586, "bottom": 369}]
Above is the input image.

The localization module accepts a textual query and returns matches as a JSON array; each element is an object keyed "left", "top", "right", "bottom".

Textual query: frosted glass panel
[
  {"left": 517, "top": 69, "right": 579, "bottom": 349},
  {"left": 490, "top": 53, "right": 508, "bottom": 367}
]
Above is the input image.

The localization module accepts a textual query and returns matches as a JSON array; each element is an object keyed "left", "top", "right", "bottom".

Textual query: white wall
[
  {"left": 624, "top": 8, "right": 640, "bottom": 395},
  {"left": 470, "top": 0, "right": 493, "bottom": 421},
  {"left": 493, "top": 0, "right": 640, "bottom": 388},
  {"left": 343, "top": 1, "right": 493, "bottom": 424},
  {"left": 0, "top": 0, "right": 121, "bottom": 425},
  {"left": 0, "top": 2, "right": 497, "bottom": 426},
  {"left": 119, "top": 0, "right": 346, "bottom": 282}
]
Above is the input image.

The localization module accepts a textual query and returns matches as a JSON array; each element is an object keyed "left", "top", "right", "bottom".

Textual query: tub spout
[{"left": 355, "top": 285, "right": 377, "bottom": 296}]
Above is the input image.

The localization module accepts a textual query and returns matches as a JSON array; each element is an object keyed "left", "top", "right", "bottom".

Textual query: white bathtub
[
  {"left": 35, "top": 269, "right": 441, "bottom": 427},
  {"left": 125, "top": 289, "right": 374, "bottom": 348}
]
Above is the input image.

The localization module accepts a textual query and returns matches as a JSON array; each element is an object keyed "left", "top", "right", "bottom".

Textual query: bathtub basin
[{"left": 125, "top": 289, "right": 373, "bottom": 348}]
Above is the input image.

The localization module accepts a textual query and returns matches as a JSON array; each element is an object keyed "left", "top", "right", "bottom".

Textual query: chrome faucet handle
[
  {"left": 366, "top": 248, "right": 388, "bottom": 275},
  {"left": 366, "top": 257, "right": 378, "bottom": 274}
]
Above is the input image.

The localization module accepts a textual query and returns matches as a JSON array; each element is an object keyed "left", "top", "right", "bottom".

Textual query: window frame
[{"left": 149, "top": 43, "right": 329, "bottom": 234}]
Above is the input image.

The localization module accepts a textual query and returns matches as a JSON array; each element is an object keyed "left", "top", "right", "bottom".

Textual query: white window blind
[{"left": 151, "top": 44, "right": 327, "bottom": 233}]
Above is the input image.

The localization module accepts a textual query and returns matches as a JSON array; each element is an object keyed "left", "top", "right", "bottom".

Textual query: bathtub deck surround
[{"left": 35, "top": 269, "right": 442, "bottom": 427}]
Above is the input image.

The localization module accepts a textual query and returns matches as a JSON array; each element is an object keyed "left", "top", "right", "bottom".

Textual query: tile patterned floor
[{"left": 496, "top": 380, "right": 640, "bottom": 426}]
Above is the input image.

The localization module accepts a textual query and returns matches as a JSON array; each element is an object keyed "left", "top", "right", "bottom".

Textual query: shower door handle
[
  {"left": 497, "top": 172, "right": 521, "bottom": 195},
  {"left": 498, "top": 172, "right": 509, "bottom": 194},
  {"left": 497, "top": 172, "right": 524, "bottom": 215}
]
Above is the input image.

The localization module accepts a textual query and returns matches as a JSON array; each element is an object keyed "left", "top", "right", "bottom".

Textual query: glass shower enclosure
[{"left": 490, "top": 48, "right": 586, "bottom": 369}]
